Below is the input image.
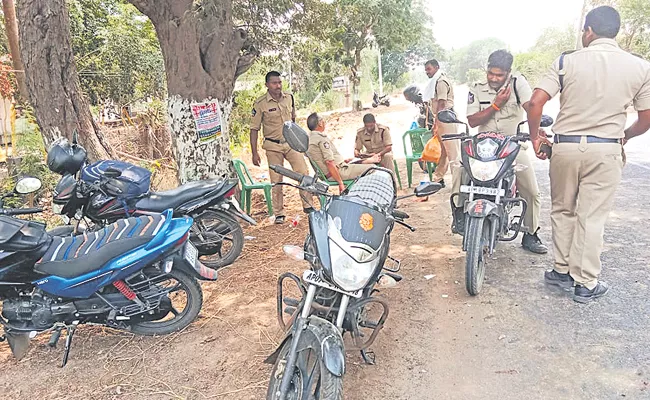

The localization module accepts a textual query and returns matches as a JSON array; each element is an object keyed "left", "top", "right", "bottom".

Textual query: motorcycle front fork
[{"left": 278, "top": 285, "right": 350, "bottom": 399}]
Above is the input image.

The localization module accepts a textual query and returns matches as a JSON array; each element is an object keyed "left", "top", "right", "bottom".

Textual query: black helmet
[
  {"left": 47, "top": 138, "right": 87, "bottom": 175},
  {"left": 403, "top": 85, "right": 423, "bottom": 104}
]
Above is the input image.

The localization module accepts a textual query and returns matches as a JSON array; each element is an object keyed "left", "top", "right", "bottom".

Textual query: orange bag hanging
[{"left": 421, "top": 129, "right": 442, "bottom": 164}]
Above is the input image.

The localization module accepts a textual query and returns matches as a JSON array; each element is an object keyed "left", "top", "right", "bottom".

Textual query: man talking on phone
[{"left": 453, "top": 49, "right": 547, "bottom": 254}]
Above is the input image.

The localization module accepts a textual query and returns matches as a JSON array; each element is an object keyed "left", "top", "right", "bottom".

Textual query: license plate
[
  {"left": 302, "top": 270, "right": 363, "bottom": 298},
  {"left": 183, "top": 241, "right": 198, "bottom": 268},
  {"left": 460, "top": 185, "right": 504, "bottom": 196}
]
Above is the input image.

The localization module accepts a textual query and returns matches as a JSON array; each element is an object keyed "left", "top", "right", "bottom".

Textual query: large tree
[
  {"left": 124, "top": 0, "right": 261, "bottom": 183},
  {"left": 17, "top": 0, "right": 113, "bottom": 159},
  {"left": 2, "top": 0, "right": 27, "bottom": 100}
]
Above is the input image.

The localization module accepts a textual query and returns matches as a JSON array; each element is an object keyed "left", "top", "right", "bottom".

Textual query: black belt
[
  {"left": 554, "top": 135, "right": 621, "bottom": 144},
  {"left": 265, "top": 138, "right": 284, "bottom": 144}
]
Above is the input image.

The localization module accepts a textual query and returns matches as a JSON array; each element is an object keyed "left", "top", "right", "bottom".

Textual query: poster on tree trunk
[{"left": 190, "top": 100, "right": 222, "bottom": 144}]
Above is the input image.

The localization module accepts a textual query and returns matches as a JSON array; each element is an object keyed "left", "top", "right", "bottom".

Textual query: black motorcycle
[
  {"left": 403, "top": 85, "right": 433, "bottom": 129},
  {"left": 0, "top": 177, "right": 217, "bottom": 366},
  {"left": 372, "top": 92, "right": 390, "bottom": 108},
  {"left": 437, "top": 110, "right": 553, "bottom": 295},
  {"left": 47, "top": 137, "right": 255, "bottom": 270},
  {"left": 263, "top": 122, "right": 440, "bottom": 399}
]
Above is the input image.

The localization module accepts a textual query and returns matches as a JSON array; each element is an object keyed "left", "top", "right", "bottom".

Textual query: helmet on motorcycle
[
  {"left": 403, "top": 85, "right": 424, "bottom": 104},
  {"left": 47, "top": 137, "right": 88, "bottom": 175}
]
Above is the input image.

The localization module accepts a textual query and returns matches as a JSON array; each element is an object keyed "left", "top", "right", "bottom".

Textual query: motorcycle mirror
[
  {"left": 540, "top": 115, "right": 554, "bottom": 128},
  {"left": 415, "top": 181, "right": 442, "bottom": 197},
  {"left": 282, "top": 122, "right": 309, "bottom": 153},
  {"left": 14, "top": 176, "right": 43, "bottom": 195},
  {"left": 437, "top": 110, "right": 461, "bottom": 125}
]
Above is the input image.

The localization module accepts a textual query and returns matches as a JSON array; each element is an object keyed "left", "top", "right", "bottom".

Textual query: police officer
[
  {"left": 354, "top": 114, "right": 396, "bottom": 174},
  {"left": 250, "top": 71, "right": 313, "bottom": 224},
  {"left": 424, "top": 59, "right": 460, "bottom": 187},
  {"left": 308, "top": 113, "right": 380, "bottom": 192},
  {"left": 460, "top": 50, "right": 547, "bottom": 254},
  {"left": 527, "top": 6, "right": 650, "bottom": 302}
]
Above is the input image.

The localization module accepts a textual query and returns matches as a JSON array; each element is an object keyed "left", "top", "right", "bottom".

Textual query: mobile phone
[
  {"left": 502, "top": 73, "right": 513, "bottom": 91},
  {"left": 539, "top": 142, "right": 552, "bottom": 159}
]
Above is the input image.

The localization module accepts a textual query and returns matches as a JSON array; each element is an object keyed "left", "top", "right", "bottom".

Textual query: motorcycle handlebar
[
  {"left": 0, "top": 207, "right": 44, "bottom": 215},
  {"left": 270, "top": 165, "right": 305, "bottom": 183}
]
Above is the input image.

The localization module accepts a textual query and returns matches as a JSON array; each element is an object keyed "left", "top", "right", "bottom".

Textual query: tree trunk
[
  {"left": 2, "top": 0, "right": 28, "bottom": 101},
  {"left": 16, "top": 0, "right": 113, "bottom": 160},
  {"left": 351, "top": 48, "right": 363, "bottom": 111},
  {"left": 127, "top": 0, "right": 255, "bottom": 183}
]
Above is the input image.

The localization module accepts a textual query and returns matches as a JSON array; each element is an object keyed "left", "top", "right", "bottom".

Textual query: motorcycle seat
[
  {"left": 344, "top": 170, "right": 395, "bottom": 210},
  {"left": 135, "top": 179, "right": 229, "bottom": 212},
  {"left": 34, "top": 214, "right": 166, "bottom": 279}
]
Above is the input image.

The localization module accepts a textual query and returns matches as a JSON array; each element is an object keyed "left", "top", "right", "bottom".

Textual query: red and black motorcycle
[
  {"left": 437, "top": 110, "right": 553, "bottom": 295},
  {"left": 47, "top": 137, "right": 255, "bottom": 270}
]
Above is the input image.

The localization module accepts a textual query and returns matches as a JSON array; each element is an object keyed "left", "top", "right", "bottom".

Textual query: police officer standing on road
[
  {"left": 527, "top": 6, "right": 650, "bottom": 302},
  {"left": 423, "top": 59, "right": 460, "bottom": 187},
  {"left": 250, "top": 71, "right": 314, "bottom": 224},
  {"left": 459, "top": 50, "right": 548, "bottom": 254},
  {"left": 354, "top": 114, "right": 396, "bottom": 174}
]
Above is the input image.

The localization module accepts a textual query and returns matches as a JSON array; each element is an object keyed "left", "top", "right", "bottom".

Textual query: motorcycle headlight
[
  {"left": 329, "top": 241, "right": 381, "bottom": 292},
  {"left": 327, "top": 216, "right": 381, "bottom": 292},
  {"left": 468, "top": 158, "right": 505, "bottom": 182}
]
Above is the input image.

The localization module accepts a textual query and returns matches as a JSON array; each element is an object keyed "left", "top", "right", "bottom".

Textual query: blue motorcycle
[{"left": 0, "top": 177, "right": 218, "bottom": 366}]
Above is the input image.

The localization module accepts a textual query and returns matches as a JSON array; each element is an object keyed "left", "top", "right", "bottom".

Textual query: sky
[{"left": 428, "top": 0, "right": 586, "bottom": 52}]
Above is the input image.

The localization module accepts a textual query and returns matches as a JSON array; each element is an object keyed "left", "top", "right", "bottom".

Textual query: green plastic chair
[
  {"left": 232, "top": 159, "right": 273, "bottom": 216},
  {"left": 401, "top": 128, "right": 436, "bottom": 187},
  {"left": 309, "top": 160, "right": 355, "bottom": 207},
  {"left": 391, "top": 159, "right": 403, "bottom": 190}
]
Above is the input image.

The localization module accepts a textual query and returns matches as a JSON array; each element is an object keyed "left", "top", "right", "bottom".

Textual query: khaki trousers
[
  {"left": 264, "top": 141, "right": 312, "bottom": 216},
  {"left": 450, "top": 143, "right": 540, "bottom": 233},
  {"left": 379, "top": 153, "right": 396, "bottom": 174},
  {"left": 339, "top": 163, "right": 373, "bottom": 180},
  {"left": 433, "top": 122, "right": 460, "bottom": 183},
  {"left": 550, "top": 140, "right": 624, "bottom": 289}
]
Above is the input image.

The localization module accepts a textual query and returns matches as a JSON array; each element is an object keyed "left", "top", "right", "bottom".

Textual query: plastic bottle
[{"left": 290, "top": 215, "right": 301, "bottom": 227}]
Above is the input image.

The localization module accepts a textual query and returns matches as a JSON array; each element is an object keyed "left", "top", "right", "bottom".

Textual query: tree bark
[
  {"left": 128, "top": 0, "right": 255, "bottom": 183},
  {"left": 2, "top": 0, "right": 28, "bottom": 101},
  {"left": 16, "top": 0, "right": 113, "bottom": 160},
  {"left": 351, "top": 48, "right": 363, "bottom": 111}
]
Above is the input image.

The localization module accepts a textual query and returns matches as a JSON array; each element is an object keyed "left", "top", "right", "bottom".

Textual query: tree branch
[{"left": 235, "top": 52, "right": 256, "bottom": 79}]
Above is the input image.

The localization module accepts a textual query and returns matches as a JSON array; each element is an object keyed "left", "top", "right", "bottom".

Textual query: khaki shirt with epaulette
[
  {"left": 250, "top": 92, "right": 294, "bottom": 141},
  {"left": 308, "top": 130, "right": 345, "bottom": 175},
  {"left": 536, "top": 38, "right": 650, "bottom": 139},
  {"left": 466, "top": 72, "right": 533, "bottom": 136},
  {"left": 355, "top": 124, "right": 392, "bottom": 154},
  {"left": 433, "top": 74, "right": 455, "bottom": 109}
]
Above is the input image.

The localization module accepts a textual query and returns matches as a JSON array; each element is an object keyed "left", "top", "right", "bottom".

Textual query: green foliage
[
  {"left": 378, "top": 31, "right": 446, "bottom": 86},
  {"left": 465, "top": 69, "right": 485, "bottom": 85},
  {"left": 447, "top": 38, "right": 508, "bottom": 84},
  {"left": 69, "top": 0, "right": 165, "bottom": 106}
]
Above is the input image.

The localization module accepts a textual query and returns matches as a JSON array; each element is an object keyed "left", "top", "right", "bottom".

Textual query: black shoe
[
  {"left": 303, "top": 207, "right": 316, "bottom": 214},
  {"left": 436, "top": 179, "right": 446, "bottom": 188},
  {"left": 522, "top": 231, "right": 548, "bottom": 254},
  {"left": 574, "top": 282, "right": 609, "bottom": 303},
  {"left": 274, "top": 215, "right": 286, "bottom": 225},
  {"left": 544, "top": 270, "right": 574, "bottom": 290},
  {"left": 451, "top": 207, "right": 465, "bottom": 235}
]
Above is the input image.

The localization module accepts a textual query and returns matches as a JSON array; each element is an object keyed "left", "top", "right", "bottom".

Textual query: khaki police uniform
[
  {"left": 431, "top": 73, "right": 461, "bottom": 183},
  {"left": 309, "top": 131, "right": 372, "bottom": 181},
  {"left": 251, "top": 92, "right": 311, "bottom": 216},
  {"left": 536, "top": 38, "right": 650, "bottom": 289},
  {"left": 459, "top": 72, "right": 541, "bottom": 234},
  {"left": 355, "top": 124, "right": 396, "bottom": 173}
]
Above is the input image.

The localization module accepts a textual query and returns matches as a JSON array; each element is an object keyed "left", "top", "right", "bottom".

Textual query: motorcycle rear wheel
[
  {"left": 192, "top": 210, "right": 244, "bottom": 269},
  {"left": 267, "top": 337, "right": 343, "bottom": 400},
  {"left": 465, "top": 216, "right": 489, "bottom": 296},
  {"left": 129, "top": 268, "right": 203, "bottom": 336}
]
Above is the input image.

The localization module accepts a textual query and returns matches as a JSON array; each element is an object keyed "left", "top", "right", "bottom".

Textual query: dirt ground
[{"left": 1, "top": 96, "right": 649, "bottom": 399}]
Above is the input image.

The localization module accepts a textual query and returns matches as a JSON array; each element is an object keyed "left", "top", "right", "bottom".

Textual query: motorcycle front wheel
[
  {"left": 191, "top": 210, "right": 244, "bottom": 269},
  {"left": 267, "top": 337, "right": 343, "bottom": 400},
  {"left": 465, "top": 216, "right": 490, "bottom": 296}
]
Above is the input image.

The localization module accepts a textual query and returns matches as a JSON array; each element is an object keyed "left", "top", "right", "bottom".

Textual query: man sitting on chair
[{"left": 307, "top": 113, "right": 380, "bottom": 194}]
